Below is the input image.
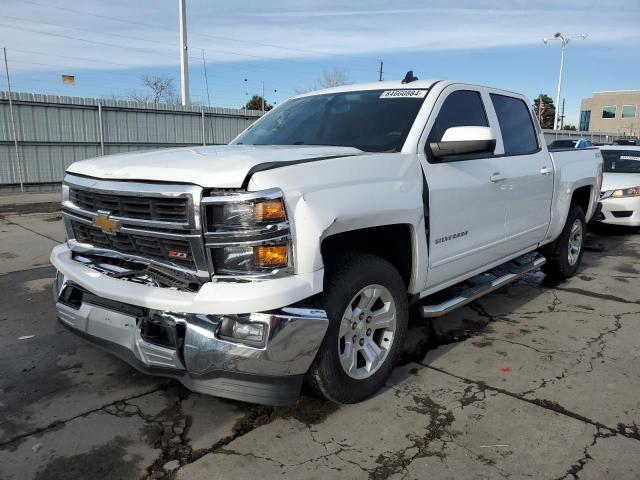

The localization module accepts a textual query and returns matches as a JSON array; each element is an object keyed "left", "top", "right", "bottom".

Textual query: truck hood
[
  {"left": 602, "top": 172, "right": 640, "bottom": 192},
  {"left": 66, "top": 145, "right": 363, "bottom": 188}
]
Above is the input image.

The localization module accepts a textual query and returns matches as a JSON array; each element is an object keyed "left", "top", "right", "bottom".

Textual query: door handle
[
  {"left": 540, "top": 166, "right": 553, "bottom": 175},
  {"left": 490, "top": 172, "right": 506, "bottom": 183}
]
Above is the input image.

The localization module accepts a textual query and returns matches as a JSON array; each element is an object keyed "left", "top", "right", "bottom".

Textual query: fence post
[
  {"left": 97, "top": 103, "right": 105, "bottom": 156},
  {"left": 201, "top": 108, "right": 206, "bottom": 146},
  {"left": 3, "top": 47, "right": 24, "bottom": 192}
]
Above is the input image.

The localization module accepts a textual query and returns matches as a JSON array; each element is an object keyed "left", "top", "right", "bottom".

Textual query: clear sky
[{"left": 2, "top": 0, "right": 639, "bottom": 126}]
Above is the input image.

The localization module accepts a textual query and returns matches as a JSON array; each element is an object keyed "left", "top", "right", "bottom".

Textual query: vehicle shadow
[{"left": 387, "top": 224, "right": 638, "bottom": 398}]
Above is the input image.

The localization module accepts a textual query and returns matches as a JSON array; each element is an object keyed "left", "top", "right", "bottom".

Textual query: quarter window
[
  {"left": 602, "top": 106, "right": 617, "bottom": 119},
  {"left": 490, "top": 94, "right": 538, "bottom": 155},
  {"left": 427, "top": 90, "right": 488, "bottom": 143},
  {"left": 622, "top": 105, "right": 636, "bottom": 118}
]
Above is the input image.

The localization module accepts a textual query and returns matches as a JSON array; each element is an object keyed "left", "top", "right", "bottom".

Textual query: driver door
[{"left": 418, "top": 86, "right": 511, "bottom": 290}]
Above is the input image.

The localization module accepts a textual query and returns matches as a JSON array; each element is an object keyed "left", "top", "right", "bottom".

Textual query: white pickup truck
[{"left": 51, "top": 79, "right": 603, "bottom": 405}]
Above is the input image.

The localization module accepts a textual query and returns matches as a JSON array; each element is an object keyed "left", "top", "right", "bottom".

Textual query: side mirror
[{"left": 429, "top": 126, "right": 496, "bottom": 158}]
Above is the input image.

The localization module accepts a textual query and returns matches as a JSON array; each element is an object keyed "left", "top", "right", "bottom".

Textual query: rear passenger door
[{"left": 487, "top": 92, "right": 553, "bottom": 251}]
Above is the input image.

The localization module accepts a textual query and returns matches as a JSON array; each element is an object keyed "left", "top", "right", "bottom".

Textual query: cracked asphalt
[{"left": 0, "top": 210, "right": 639, "bottom": 480}]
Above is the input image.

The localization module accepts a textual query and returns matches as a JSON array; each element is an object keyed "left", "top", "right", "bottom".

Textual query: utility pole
[
  {"left": 543, "top": 32, "right": 587, "bottom": 130},
  {"left": 3, "top": 47, "right": 24, "bottom": 192},
  {"left": 378, "top": 61, "right": 384, "bottom": 81},
  {"left": 201, "top": 49, "right": 211, "bottom": 107},
  {"left": 178, "top": 0, "right": 189, "bottom": 106},
  {"left": 261, "top": 81, "right": 265, "bottom": 114}
]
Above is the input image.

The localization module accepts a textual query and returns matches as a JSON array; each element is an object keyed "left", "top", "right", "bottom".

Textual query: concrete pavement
[
  {"left": 0, "top": 192, "right": 61, "bottom": 216},
  {"left": 0, "top": 212, "right": 638, "bottom": 479}
]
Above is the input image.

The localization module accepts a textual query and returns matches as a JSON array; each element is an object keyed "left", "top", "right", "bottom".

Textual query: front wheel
[
  {"left": 542, "top": 205, "right": 586, "bottom": 279},
  {"left": 306, "top": 253, "right": 408, "bottom": 403}
]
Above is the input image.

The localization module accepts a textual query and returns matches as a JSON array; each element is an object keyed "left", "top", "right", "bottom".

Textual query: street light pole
[
  {"left": 178, "top": 0, "right": 189, "bottom": 106},
  {"left": 543, "top": 32, "right": 588, "bottom": 130},
  {"left": 553, "top": 43, "right": 565, "bottom": 130}
]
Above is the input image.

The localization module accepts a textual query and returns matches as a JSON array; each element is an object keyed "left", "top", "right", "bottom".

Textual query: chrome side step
[{"left": 420, "top": 253, "right": 546, "bottom": 318}]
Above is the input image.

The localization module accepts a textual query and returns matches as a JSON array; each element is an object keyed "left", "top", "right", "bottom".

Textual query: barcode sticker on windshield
[
  {"left": 380, "top": 90, "right": 427, "bottom": 98},
  {"left": 620, "top": 155, "right": 640, "bottom": 161}
]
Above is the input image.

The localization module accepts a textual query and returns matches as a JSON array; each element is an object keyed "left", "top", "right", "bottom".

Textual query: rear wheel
[
  {"left": 542, "top": 205, "right": 586, "bottom": 279},
  {"left": 307, "top": 253, "right": 408, "bottom": 403}
]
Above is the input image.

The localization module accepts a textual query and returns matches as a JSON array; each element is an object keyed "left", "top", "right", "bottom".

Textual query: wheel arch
[
  {"left": 570, "top": 184, "right": 593, "bottom": 215},
  {"left": 320, "top": 224, "right": 417, "bottom": 292}
]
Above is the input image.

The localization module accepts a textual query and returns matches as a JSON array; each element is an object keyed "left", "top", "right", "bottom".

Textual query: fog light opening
[{"left": 219, "top": 316, "right": 267, "bottom": 347}]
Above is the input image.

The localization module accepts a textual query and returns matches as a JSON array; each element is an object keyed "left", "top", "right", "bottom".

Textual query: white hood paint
[
  {"left": 67, "top": 145, "right": 363, "bottom": 188},
  {"left": 602, "top": 172, "right": 640, "bottom": 192}
]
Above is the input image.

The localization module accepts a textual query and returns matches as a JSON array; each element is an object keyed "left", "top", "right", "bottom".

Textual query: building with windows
[{"left": 580, "top": 90, "right": 639, "bottom": 135}]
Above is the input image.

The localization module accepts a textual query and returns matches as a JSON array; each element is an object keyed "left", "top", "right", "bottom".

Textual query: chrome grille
[
  {"left": 62, "top": 174, "right": 209, "bottom": 281},
  {"left": 69, "top": 188, "right": 188, "bottom": 223},
  {"left": 71, "top": 220, "right": 196, "bottom": 269}
]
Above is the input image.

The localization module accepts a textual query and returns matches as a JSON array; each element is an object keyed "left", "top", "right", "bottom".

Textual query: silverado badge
[{"left": 93, "top": 213, "right": 120, "bottom": 234}]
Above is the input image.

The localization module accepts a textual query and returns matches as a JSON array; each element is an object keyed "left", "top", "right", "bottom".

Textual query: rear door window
[{"left": 490, "top": 94, "right": 539, "bottom": 155}]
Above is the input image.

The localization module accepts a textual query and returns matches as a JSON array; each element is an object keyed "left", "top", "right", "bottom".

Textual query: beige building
[{"left": 580, "top": 90, "right": 639, "bottom": 135}]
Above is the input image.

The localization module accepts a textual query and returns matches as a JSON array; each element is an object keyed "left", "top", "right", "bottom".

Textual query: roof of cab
[
  {"left": 292, "top": 79, "right": 441, "bottom": 99},
  {"left": 291, "top": 79, "right": 529, "bottom": 101}
]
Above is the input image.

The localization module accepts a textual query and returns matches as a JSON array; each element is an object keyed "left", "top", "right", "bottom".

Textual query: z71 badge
[{"left": 435, "top": 231, "right": 468, "bottom": 245}]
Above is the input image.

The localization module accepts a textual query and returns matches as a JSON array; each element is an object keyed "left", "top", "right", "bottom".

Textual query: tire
[
  {"left": 541, "top": 205, "right": 586, "bottom": 279},
  {"left": 306, "top": 253, "right": 408, "bottom": 403}
]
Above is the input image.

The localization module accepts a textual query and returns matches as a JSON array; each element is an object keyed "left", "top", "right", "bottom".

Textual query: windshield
[
  {"left": 601, "top": 150, "right": 640, "bottom": 173},
  {"left": 232, "top": 89, "right": 427, "bottom": 152}
]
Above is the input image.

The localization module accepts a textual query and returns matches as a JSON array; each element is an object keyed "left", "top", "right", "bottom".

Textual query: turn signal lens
[
  {"left": 611, "top": 186, "right": 640, "bottom": 198},
  {"left": 253, "top": 198, "right": 286, "bottom": 222},
  {"left": 253, "top": 244, "right": 288, "bottom": 268}
]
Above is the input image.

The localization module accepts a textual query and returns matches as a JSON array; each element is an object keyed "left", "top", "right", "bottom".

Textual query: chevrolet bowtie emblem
[{"left": 93, "top": 213, "right": 120, "bottom": 234}]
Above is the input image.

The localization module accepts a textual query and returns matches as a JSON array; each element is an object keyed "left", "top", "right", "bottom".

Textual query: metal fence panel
[
  {"left": 542, "top": 129, "right": 626, "bottom": 144},
  {"left": 0, "top": 91, "right": 261, "bottom": 188}
]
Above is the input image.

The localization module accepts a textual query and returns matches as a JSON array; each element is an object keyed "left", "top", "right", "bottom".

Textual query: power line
[
  {"left": 4, "top": 46, "right": 311, "bottom": 88},
  {"left": 0, "top": 22, "right": 169, "bottom": 57},
  {"left": 1, "top": 13, "right": 368, "bottom": 80},
  {"left": 0, "top": 14, "right": 179, "bottom": 49},
  {"left": 10, "top": 70, "right": 295, "bottom": 98},
  {"left": 0, "top": 21, "right": 326, "bottom": 84},
  {"left": 14, "top": 0, "right": 385, "bottom": 74},
  {"left": 9, "top": 78, "right": 259, "bottom": 104},
  {"left": 7, "top": 48, "right": 137, "bottom": 68}
]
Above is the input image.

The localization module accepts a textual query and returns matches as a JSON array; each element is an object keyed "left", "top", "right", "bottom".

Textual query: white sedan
[{"left": 597, "top": 146, "right": 640, "bottom": 227}]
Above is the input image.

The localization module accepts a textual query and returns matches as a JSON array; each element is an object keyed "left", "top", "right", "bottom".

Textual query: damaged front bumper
[{"left": 51, "top": 245, "right": 328, "bottom": 405}]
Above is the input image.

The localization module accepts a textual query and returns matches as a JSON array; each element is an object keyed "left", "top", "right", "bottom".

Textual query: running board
[{"left": 420, "top": 253, "right": 546, "bottom": 318}]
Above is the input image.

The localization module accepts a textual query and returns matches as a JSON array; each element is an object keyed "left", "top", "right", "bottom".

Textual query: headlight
[
  {"left": 206, "top": 197, "right": 286, "bottom": 230},
  {"left": 213, "top": 242, "right": 289, "bottom": 273},
  {"left": 202, "top": 189, "right": 292, "bottom": 277},
  {"left": 611, "top": 186, "right": 640, "bottom": 198}
]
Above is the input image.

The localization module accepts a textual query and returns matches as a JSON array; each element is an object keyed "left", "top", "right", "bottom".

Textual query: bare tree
[
  {"left": 316, "top": 67, "right": 349, "bottom": 89},
  {"left": 128, "top": 75, "right": 177, "bottom": 104},
  {"left": 296, "top": 67, "right": 350, "bottom": 94}
]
